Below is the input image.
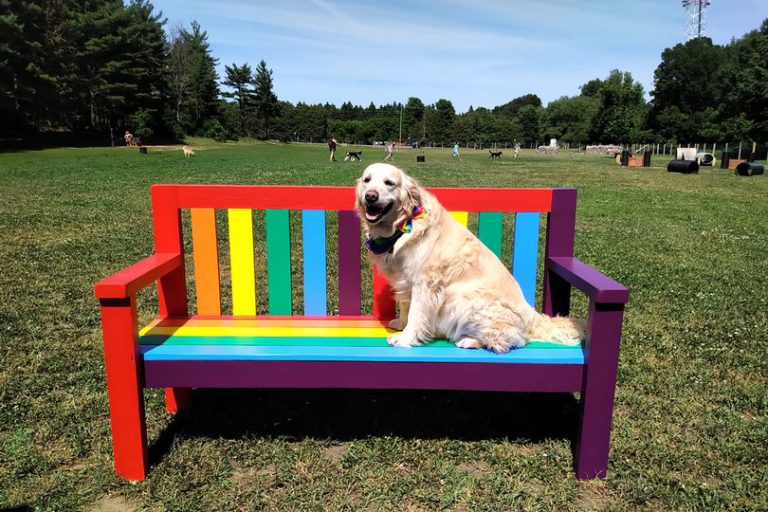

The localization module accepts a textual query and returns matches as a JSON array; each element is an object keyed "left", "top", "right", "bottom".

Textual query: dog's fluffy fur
[
  {"left": 345, "top": 151, "right": 363, "bottom": 161},
  {"left": 489, "top": 150, "right": 502, "bottom": 159},
  {"left": 183, "top": 146, "right": 195, "bottom": 157},
  {"left": 356, "top": 163, "right": 584, "bottom": 353}
]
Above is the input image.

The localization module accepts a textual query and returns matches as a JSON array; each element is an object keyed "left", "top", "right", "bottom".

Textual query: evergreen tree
[
  {"left": 253, "top": 59, "right": 278, "bottom": 139},
  {"left": 0, "top": 0, "right": 53, "bottom": 135},
  {"left": 402, "top": 97, "right": 425, "bottom": 141},
  {"left": 183, "top": 21, "right": 219, "bottom": 134},
  {"left": 428, "top": 99, "right": 455, "bottom": 144},
  {"left": 222, "top": 62, "right": 254, "bottom": 136},
  {"left": 70, "top": 0, "right": 136, "bottom": 141},
  {"left": 123, "top": 1, "right": 167, "bottom": 123}
]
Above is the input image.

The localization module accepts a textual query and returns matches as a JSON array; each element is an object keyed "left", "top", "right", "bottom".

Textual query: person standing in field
[
  {"left": 328, "top": 137, "right": 339, "bottom": 162},
  {"left": 384, "top": 141, "right": 394, "bottom": 161},
  {"left": 452, "top": 142, "right": 462, "bottom": 161},
  {"left": 514, "top": 142, "right": 521, "bottom": 159}
]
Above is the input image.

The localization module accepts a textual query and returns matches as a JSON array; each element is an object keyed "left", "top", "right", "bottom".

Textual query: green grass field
[{"left": 1, "top": 141, "right": 767, "bottom": 511}]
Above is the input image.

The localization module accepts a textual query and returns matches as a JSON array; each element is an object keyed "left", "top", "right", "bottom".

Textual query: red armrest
[
  {"left": 94, "top": 253, "right": 183, "bottom": 299},
  {"left": 548, "top": 256, "right": 629, "bottom": 304}
]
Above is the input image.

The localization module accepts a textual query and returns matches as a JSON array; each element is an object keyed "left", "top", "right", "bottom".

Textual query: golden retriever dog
[
  {"left": 182, "top": 145, "right": 195, "bottom": 158},
  {"left": 356, "top": 163, "right": 584, "bottom": 353}
]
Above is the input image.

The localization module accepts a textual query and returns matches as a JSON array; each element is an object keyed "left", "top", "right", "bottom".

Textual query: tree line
[{"left": 1, "top": 1, "right": 766, "bottom": 147}]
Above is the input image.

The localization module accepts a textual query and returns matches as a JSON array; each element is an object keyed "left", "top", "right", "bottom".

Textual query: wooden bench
[{"left": 94, "top": 184, "right": 628, "bottom": 481}]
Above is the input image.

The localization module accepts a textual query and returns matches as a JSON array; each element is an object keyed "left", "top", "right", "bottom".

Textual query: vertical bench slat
[
  {"left": 228, "top": 209, "right": 257, "bottom": 316},
  {"left": 190, "top": 208, "right": 221, "bottom": 316},
  {"left": 478, "top": 212, "right": 503, "bottom": 259},
  {"left": 449, "top": 211, "right": 469, "bottom": 227},
  {"left": 512, "top": 212, "right": 540, "bottom": 307},
  {"left": 266, "top": 209, "right": 292, "bottom": 315},
  {"left": 302, "top": 210, "right": 327, "bottom": 316},
  {"left": 337, "top": 211, "right": 361, "bottom": 315}
]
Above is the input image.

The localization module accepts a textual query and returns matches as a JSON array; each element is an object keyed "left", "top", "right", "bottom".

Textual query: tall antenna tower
[{"left": 682, "top": 0, "right": 711, "bottom": 40}]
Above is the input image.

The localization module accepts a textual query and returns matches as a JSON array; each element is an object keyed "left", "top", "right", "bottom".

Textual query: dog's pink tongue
[{"left": 365, "top": 212, "right": 379, "bottom": 221}]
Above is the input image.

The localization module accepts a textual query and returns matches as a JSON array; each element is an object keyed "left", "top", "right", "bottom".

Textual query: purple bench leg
[{"left": 574, "top": 301, "right": 624, "bottom": 479}]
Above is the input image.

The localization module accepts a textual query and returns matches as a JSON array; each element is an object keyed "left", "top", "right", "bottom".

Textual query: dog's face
[{"left": 356, "top": 163, "right": 420, "bottom": 232}]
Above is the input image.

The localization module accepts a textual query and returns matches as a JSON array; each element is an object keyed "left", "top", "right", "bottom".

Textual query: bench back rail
[{"left": 149, "top": 185, "right": 577, "bottom": 319}]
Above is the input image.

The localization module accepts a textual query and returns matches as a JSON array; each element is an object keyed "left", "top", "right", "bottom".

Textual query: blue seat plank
[{"left": 141, "top": 344, "right": 584, "bottom": 364}]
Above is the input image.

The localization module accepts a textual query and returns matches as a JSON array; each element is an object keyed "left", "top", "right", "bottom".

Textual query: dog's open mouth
[{"left": 364, "top": 201, "right": 393, "bottom": 224}]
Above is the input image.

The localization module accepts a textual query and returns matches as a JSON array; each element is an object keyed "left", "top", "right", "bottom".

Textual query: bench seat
[
  {"left": 95, "top": 184, "right": 628, "bottom": 481},
  {"left": 139, "top": 317, "right": 585, "bottom": 392}
]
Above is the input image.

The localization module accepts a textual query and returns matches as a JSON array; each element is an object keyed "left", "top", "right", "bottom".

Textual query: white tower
[{"left": 682, "top": 0, "right": 711, "bottom": 40}]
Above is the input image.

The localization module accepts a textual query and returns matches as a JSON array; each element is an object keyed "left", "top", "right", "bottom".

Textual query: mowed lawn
[{"left": 1, "top": 141, "right": 766, "bottom": 511}]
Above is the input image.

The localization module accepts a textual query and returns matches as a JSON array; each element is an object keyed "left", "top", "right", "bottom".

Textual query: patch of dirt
[
  {"left": 575, "top": 481, "right": 616, "bottom": 511},
  {"left": 88, "top": 495, "right": 142, "bottom": 512},
  {"left": 231, "top": 463, "right": 276, "bottom": 487},
  {"left": 322, "top": 444, "right": 348, "bottom": 465},
  {"left": 457, "top": 460, "right": 491, "bottom": 479}
]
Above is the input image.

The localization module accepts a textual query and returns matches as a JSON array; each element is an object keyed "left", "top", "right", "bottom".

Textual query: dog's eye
[
  {"left": 384, "top": 180, "right": 395, "bottom": 187},
  {"left": 363, "top": 177, "right": 371, "bottom": 183}
]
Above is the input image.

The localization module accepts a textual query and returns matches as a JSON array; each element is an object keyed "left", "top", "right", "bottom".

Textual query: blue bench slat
[{"left": 141, "top": 344, "right": 584, "bottom": 364}]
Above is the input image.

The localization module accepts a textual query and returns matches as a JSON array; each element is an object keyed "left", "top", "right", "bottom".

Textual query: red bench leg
[
  {"left": 574, "top": 301, "right": 624, "bottom": 479},
  {"left": 99, "top": 296, "right": 148, "bottom": 481},
  {"left": 165, "top": 387, "right": 192, "bottom": 413}
]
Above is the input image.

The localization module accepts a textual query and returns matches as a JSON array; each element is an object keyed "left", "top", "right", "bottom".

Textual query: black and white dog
[
  {"left": 489, "top": 150, "right": 502, "bottom": 159},
  {"left": 344, "top": 151, "right": 363, "bottom": 161}
]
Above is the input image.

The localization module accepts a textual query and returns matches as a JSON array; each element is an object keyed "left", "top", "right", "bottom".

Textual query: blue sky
[{"left": 154, "top": 0, "right": 767, "bottom": 113}]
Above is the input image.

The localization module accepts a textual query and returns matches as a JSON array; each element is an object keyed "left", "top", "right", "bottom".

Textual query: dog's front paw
[
  {"left": 456, "top": 337, "right": 483, "bottom": 349},
  {"left": 387, "top": 332, "right": 418, "bottom": 348},
  {"left": 387, "top": 317, "right": 407, "bottom": 331}
]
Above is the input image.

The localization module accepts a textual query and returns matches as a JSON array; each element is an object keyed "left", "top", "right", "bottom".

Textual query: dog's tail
[{"left": 526, "top": 313, "right": 585, "bottom": 346}]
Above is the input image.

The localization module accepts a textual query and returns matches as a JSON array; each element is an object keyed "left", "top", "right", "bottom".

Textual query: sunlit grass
[{"left": 0, "top": 141, "right": 766, "bottom": 510}]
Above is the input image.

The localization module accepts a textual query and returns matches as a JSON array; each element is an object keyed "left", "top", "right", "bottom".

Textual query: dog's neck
[{"left": 365, "top": 204, "right": 425, "bottom": 255}]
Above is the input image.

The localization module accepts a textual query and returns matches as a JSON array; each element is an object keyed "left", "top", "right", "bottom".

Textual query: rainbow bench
[{"left": 94, "top": 184, "right": 628, "bottom": 481}]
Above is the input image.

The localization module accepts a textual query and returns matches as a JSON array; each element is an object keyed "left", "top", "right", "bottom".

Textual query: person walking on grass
[
  {"left": 328, "top": 137, "right": 339, "bottom": 162},
  {"left": 384, "top": 141, "right": 394, "bottom": 161},
  {"left": 452, "top": 142, "right": 462, "bottom": 162}
]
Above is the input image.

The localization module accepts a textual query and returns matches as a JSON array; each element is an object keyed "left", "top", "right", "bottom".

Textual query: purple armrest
[{"left": 547, "top": 257, "right": 628, "bottom": 304}]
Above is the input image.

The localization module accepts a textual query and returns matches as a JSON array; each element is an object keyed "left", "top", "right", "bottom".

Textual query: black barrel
[
  {"left": 720, "top": 151, "right": 730, "bottom": 169},
  {"left": 643, "top": 150, "right": 652, "bottom": 167},
  {"left": 620, "top": 150, "right": 630, "bottom": 166},
  {"left": 416, "top": 155, "right": 425, "bottom": 163},
  {"left": 735, "top": 162, "right": 764, "bottom": 176},
  {"left": 667, "top": 160, "right": 699, "bottom": 174}
]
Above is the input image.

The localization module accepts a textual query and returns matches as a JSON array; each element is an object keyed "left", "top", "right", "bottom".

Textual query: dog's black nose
[{"left": 365, "top": 191, "right": 378, "bottom": 204}]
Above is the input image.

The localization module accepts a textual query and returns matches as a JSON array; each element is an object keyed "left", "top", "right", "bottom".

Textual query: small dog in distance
[
  {"left": 344, "top": 151, "right": 363, "bottom": 162},
  {"left": 183, "top": 146, "right": 195, "bottom": 158},
  {"left": 489, "top": 150, "right": 502, "bottom": 159}
]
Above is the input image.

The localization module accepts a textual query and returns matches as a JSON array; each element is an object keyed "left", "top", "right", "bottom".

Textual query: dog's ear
[
  {"left": 400, "top": 174, "right": 422, "bottom": 214},
  {"left": 354, "top": 175, "right": 366, "bottom": 211}
]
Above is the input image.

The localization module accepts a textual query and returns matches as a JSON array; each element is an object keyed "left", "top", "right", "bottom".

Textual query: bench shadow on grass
[{"left": 150, "top": 389, "right": 579, "bottom": 464}]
